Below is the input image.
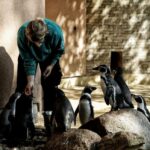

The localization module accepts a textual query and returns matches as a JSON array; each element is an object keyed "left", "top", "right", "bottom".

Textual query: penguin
[
  {"left": 93, "top": 64, "right": 131, "bottom": 111},
  {"left": 74, "top": 85, "right": 97, "bottom": 125},
  {"left": 132, "top": 94, "right": 150, "bottom": 121},
  {"left": 113, "top": 67, "right": 134, "bottom": 108},
  {"left": 0, "top": 92, "right": 21, "bottom": 139},
  {"left": 51, "top": 88, "right": 75, "bottom": 132},
  {"left": 12, "top": 94, "right": 35, "bottom": 142}
]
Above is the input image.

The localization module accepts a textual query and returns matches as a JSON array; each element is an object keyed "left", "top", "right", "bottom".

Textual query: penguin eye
[
  {"left": 139, "top": 99, "right": 142, "bottom": 103},
  {"left": 100, "top": 67, "right": 106, "bottom": 72},
  {"left": 92, "top": 87, "right": 96, "bottom": 91},
  {"left": 136, "top": 98, "right": 142, "bottom": 103}
]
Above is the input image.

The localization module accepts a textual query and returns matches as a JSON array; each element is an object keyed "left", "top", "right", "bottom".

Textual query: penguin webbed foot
[
  {"left": 110, "top": 106, "right": 118, "bottom": 111},
  {"left": 130, "top": 103, "right": 134, "bottom": 108},
  {"left": 118, "top": 103, "right": 134, "bottom": 109}
]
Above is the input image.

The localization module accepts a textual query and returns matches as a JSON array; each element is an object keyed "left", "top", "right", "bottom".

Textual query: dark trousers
[{"left": 15, "top": 55, "right": 62, "bottom": 111}]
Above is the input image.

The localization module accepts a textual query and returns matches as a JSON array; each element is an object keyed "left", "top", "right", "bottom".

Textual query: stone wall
[{"left": 86, "top": 0, "right": 150, "bottom": 85}]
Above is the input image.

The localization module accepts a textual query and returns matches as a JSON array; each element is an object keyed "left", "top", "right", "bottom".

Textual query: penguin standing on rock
[
  {"left": 93, "top": 64, "right": 131, "bottom": 111},
  {"left": 75, "top": 85, "right": 96, "bottom": 125},
  {"left": 132, "top": 94, "right": 150, "bottom": 121},
  {"left": 113, "top": 67, "right": 134, "bottom": 108}
]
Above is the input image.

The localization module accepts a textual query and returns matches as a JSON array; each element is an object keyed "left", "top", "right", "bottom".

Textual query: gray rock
[
  {"left": 45, "top": 129, "right": 101, "bottom": 150},
  {"left": 80, "top": 109, "right": 150, "bottom": 149}
]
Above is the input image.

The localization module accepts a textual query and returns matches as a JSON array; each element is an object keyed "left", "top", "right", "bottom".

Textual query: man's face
[{"left": 26, "top": 32, "right": 45, "bottom": 47}]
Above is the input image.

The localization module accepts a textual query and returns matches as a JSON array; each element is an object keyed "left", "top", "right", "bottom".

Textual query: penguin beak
[
  {"left": 92, "top": 87, "right": 97, "bottom": 91},
  {"left": 131, "top": 94, "right": 136, "bottom": 99},
  {"left": 132, "top": 94, "right": 142, "bottom": 103},
  {"left": 92, "top": 66, "right": 100, "bottom": 71}
]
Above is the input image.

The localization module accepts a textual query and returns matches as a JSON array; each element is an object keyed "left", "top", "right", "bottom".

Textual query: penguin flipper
[
  {"left": 104, "top": 91, "right": 110, "bottom": 105},
  {"left": 90, "top": 105, "right": 94, "bottom": 119},
  {"left": 114, "top": 76, "right": 134, "bottom": 108},
  {"left": 146, "top": 108, "right": 150, "bottom": 116},
  {"left": 104, "top": 87, "right": 114, "bottom": 105},
  {"left": 104, "top": 98, "right": 109, "bottom": 105},
  {"left": 74, "top": 105, "right": 79, "bottom": 125},
  {"left": 123, "top": 96, "right": 134, "bottom": 108}
]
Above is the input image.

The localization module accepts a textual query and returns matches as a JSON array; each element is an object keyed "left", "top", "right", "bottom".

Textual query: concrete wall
[
  {"left": 0, "top": 0, "right": 45, "bottom": 92},
  {"left": 86, "top": 0, "right": 150, "bottom": 85}
]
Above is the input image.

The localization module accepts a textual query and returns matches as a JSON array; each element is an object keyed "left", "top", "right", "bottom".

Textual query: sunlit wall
[
  {"left": 46, "top": 0, "right": 86, "bottom": 77},
  {"left": 86, "top": 0, "right": 150, "bottom": 85}
]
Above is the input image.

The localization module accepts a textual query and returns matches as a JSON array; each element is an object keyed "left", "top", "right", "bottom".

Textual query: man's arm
[
  {"left": 25, "top": 75, "right": 35, "bottom": 95},
  {"left": 43, "top": 25, "right": 64, "bottom": 78},
  {"left": 17, "top": 27, "right": 37, "bottom": 95}
]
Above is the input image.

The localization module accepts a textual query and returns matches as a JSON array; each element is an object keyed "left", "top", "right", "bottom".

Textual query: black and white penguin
[
  {"left": 51, "top": 88, "right": 75, "bottom": 132},
  {"left": 93, "top": 64, "right": 131, "bottom": 111},
  {"left": 12, "top": 94, "right": 35, "bottom": 141},
  {"left": 113, "top": 67, "right": 134, "bottom": 108},
  {"left": 132, "top": 94, "right": 150, "bottom": 121},
  {"left": 75, "top": 85, "right": 96, "bottom": 125}
]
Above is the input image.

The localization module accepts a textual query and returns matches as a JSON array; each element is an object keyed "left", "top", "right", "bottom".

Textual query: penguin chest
[
  {"left": 138, "top": 103, "right": 150, "bottom": 118},
  {"left": 79, "top": 100, "right": 92, "bottom": 125}
]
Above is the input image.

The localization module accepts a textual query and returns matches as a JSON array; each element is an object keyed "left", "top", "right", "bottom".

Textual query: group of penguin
[
  {"left": 76, "top": 64, "right": 150, "bottom": 125},
  {"left": 0, "top": 64, "right": 149, "bottom": 144},
  {"left": 0, "top": 92, "right": 35, "bottom": 145},
  {"left": 93, "top": 64, "right": 150, "bottom": 120}
]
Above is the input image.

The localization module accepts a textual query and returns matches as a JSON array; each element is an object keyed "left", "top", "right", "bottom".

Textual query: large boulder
[
  {"left": 44, "top": 129, "right": 101, "bottom": 150},
  {"left": 80, "top": 109, "right": 150, "bottom": 149}
]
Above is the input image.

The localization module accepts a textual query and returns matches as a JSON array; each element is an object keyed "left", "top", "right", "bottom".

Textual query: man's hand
[
  {"left": 43, "top": 64, "right": 54, "bottom": 78},
  {"left": 25, "top": 82, "right": 34, "bottom": 95},
  {"left": 25, "top": 75, "right": 34, "bottom": 95}
]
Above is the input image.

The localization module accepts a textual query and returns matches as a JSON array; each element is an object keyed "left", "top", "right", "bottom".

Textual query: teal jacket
[{"left": 17, "top": 18, "right": 64, "bottom": 75}]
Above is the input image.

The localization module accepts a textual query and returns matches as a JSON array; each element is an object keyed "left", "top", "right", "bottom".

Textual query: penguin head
[
  {"left": 132, "top": 94, "right": 146, "bottom": 105},
  {"left": 93, "top": 64, "right": 111, "bottom": 76},
  {"left": 83, "top": 85, "right": 97, "bottom": 94},
  {"left": 132, "top": 94, "right": 150, "bottom": 118},
  {"left": 5, "top": 92, "right": 22, "bottom": 109}
]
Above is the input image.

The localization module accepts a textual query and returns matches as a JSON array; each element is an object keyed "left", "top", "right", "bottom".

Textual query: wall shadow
[{"left": 0, "top": 46, "right": 14, "bottom": 108}]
